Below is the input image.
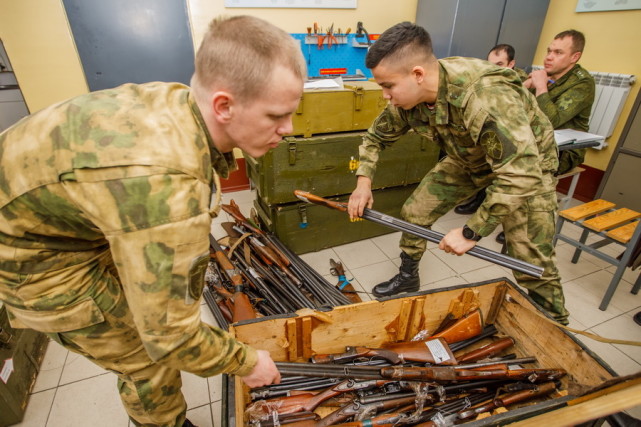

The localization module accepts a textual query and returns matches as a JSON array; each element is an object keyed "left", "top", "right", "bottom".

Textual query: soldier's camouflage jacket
[
  {"left": 356, "top": 57, "right": 558, "bottom": 237},
  {"left": 536, "top": 63, "right": 595, "bottom": 132},
  {"left": 0, "top": 82, "right": 258, "bottom": 377}
]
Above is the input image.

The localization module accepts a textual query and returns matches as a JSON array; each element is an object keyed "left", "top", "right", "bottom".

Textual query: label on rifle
[{"left": 425, "top": 339, "right": 451, "bottom": 363}]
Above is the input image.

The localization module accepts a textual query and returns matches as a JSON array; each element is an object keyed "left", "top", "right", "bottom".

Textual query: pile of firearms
[
  {"left": 204, "top": 200, "right": 356, "bottom": 330},
  {"left": 245, "top": 309, "right": 567, "bottom": 426}
]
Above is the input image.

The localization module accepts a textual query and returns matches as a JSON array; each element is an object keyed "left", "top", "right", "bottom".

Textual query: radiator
[{"left": 531, "top": 67, "right": 635, "bottom": 138}]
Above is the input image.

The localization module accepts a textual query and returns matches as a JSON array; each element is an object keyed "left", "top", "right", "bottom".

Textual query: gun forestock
[
  {"left": 311, "top": 346, "right": 403, "bottom": 365},
  {"left": 294, "top": 190, "right": 349, "bottom": 212}
]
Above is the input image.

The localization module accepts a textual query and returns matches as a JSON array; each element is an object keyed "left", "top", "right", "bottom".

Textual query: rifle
[
  {"left": 311, "top": 337, "right": 457, "bottom": 365},
  {"left": 284, "top": 395, "right": 421, "bottom": 427},
  {"left": 294, "top": 190, "right": 544, "bottom": 278},
  {"left": 208, "top": 235, "right": 257, "bottom": 322},
  {"left": 246, "top": 379, "right": 391, "bottom": 417},
  {"left": 456, "top": 380, "right": 558, "bottom": 420},
  {"left": 275, "top": 359, "right": 559, "bottom": 383},
  {"left": 330, "top": 258, "right": 362, "bottom": 303}
]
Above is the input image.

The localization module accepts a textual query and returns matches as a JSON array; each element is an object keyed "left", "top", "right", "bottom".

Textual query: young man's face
[
  {"left": 372, "top": 62, "right": 425, "bottom": 110},
  {"left": 487, "top": 50, "right": 515, "bottom": 69},
  {"left": 226, "top": 64, "right": 303, "bottom": 158},
  {"left": 544, "top": 36, "right": 580, "bottom": 80}
]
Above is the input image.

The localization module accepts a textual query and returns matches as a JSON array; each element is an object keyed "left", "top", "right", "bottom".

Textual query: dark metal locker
[{"left": 63, "top": 0, "right": 195, "bottom": 92}]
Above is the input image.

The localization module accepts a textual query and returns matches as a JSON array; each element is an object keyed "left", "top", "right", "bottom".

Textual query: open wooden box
[{"left": 227, "top": 278, "right": 641, "bottom": 426}]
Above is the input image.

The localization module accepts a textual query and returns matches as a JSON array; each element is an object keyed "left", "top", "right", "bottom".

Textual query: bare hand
[
  {"left": 523, "top": 78, "right": 533, "bottom": 89},
  {"left": 241, "top": 350, "right": 281, "bottom": 388},
  {"left": 438, "top": 227, "right": 477, "bottom": 256},
  {"left": 529, "top": 69, "right": 550, "bottom": 94},
  {"left": 348, "top": 176, "right": 373, "bottom": 219}
]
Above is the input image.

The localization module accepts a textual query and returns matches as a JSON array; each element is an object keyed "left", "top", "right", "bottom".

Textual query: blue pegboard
[{"left": 291, "top": 33, "right": 374, "bottom": 79}]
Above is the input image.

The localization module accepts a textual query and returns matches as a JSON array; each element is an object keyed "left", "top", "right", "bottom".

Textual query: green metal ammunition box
[
  {"left": 0, "top": 306, "right": 48, "bottom": 426},
  {"left": 291, "top": 81, "right": 387, "bottom": 137},
  {"left": 253, "top": 185, "right": 417, "bottom": 254},
  {"left": 246, "top": 132, "right": 439, "bottom": 206}
]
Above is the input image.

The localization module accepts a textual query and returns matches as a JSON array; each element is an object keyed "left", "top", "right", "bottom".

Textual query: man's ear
[
  {"left": 571, "top": 51, "right": 582, "bottom": 64},
  {"left": 508, "top": 60, "right": 516, "bottom": 69},
  {"left": 412, "top": 65, "right": 426, "bottom": 84},
  {"left": 211, "top": 91, "right": 234, "bottom": 123}
]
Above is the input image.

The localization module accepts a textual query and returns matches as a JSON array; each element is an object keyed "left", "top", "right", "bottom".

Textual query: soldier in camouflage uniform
[
  {"left": 487, "top": 44, "right": 529, "bottom": 82},
  {"left": 348, "top": 22, "right": 569, "bottom": 324},
  {"left": 525, "top": 29, "right": 595, "bottom": 174},
  {"left": 0, "top": 16, "right": 305, "bottom": 427},
  {"left": 454, "top": 43, "right": 530, "bottom": 215}
]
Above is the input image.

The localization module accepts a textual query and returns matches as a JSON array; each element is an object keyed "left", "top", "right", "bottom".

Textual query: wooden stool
[
  {"left": 557, "top": 166, "right": 585, "bottom": 210},
  {"left": 553, "top": 199, "right": 641, "bottom": 310}
]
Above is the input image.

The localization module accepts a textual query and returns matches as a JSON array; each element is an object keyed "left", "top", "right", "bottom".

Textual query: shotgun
[
  {"left": 294, "top": 190, "right": 544, "bottom": 278},
  {"left": 246, "top": 379, "right": 391, "bottom": 417},
  {"left": 456, "top": 380, "right": 558, "bottom": 420},
  {"left": 284, "top": 395, "right": 421, "bottom": 427},
  {"left": 208, "top": 235, "right": 257, "bottom": 322},
  {"left": 311, "top": 337, "right": 457, "bottom": 365}
]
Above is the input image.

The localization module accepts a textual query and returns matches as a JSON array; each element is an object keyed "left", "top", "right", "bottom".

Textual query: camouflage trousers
[
  {"left": 398, "top": 157, "right": 569, "bottom": 324},
  {"left": 17, "top": 252, "right": 188, "bottom": 427},
  {"left": 557, "top": 148, "right": 586, "bottom": 175}
]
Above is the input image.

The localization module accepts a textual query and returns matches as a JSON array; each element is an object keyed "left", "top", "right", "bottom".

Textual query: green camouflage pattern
[
  {"left": 536, "top": 63, "right": 595, "bottom": 174},
  {"left": 514, "top": 67, "right": 529, "bottom": 82},
  {"left": 356, "top": 58, "right": 568, "bottom": 323},
  {"left": 0, "top": 82, "right": 257, "bottom": 426}
]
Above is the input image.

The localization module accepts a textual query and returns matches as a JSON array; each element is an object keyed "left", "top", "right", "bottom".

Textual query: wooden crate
[{"left": 228, "top": 278, "right": 641, "bottom": 425}]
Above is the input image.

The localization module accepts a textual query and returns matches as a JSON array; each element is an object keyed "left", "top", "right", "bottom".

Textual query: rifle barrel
[{"left": 294, "top": 191, "right": 544, "bottom": 278}]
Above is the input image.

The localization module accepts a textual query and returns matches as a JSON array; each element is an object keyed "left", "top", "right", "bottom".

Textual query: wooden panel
[
  {"left": 583, "top": 208, "right": 641, "bottom": 232},
  {"left": 560, "top": 199, "right": 615, "bottom": 221},
  {"left": 606, "top": 221, "right": 639, "bottom": 244}
]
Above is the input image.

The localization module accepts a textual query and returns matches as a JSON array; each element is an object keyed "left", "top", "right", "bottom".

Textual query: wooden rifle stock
[
  {"left": 330, "top": 258, "right": 361, "bottom": 303},
  {"left": 313, "top": 337, "right": 457, "bottom": 365},
  {"left": 209, "top": 235, "right": 257, "bottom": 322},
  {"left": 457, "top": 336, "right": 515, "bottom": 363}
]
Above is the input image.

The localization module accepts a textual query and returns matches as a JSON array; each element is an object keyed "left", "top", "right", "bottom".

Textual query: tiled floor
[{"left": 11, "top": 189, "right": 641, "bottom": 426}]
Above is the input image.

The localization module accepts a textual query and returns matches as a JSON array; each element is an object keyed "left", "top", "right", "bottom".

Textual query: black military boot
[
  {"left": 372, "top": 252, "right": 420, "bottom": 297},
  {"left": 454, "top": 188, "right": 487, "bottom": 215}
]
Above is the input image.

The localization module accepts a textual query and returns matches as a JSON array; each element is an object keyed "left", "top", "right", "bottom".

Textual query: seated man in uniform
[
  {"left": 524, "top": 29, "right": 595, "bottom": 175},
  {"left": 0, "top": 16, "right": 305, "bottom": 427},
  {"left": 348, "top": 22, "right": 569, "bottom": 325}
]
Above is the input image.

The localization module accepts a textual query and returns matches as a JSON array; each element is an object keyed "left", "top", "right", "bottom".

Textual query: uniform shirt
[
  {"left": 514, "top": 67, "right": 529, "bottom": 82},
  {"left": 356, "top": 57, "right": 558, "bottom": 237},
  {"left": 0, "top": 82, "right": 257, "bottom": 377},
  {"left": 536, "top": 63, "right": 595, "bottom": 131}
]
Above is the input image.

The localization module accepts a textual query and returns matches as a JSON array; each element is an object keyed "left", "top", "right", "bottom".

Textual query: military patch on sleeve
[
  {"left": 479, "top": 122, "right": 515, "bottom": 161},
  {"left": 187, "top": 252, "right": 209, "bottom": 303}
]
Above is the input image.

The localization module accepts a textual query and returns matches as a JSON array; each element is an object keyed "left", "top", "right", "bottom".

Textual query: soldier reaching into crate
[
  {"left": 0, "top": 16, "right": 305, "bottom": 427},
  {"left": 347, "top": 22, "right": 570, "bottom": 325}
]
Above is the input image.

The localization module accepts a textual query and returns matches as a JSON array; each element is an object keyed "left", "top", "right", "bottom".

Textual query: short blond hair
[{"left": 192, "top": 15, "right": 306, "bottom": 102}]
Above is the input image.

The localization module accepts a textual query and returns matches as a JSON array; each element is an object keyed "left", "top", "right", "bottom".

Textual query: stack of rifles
[
  {"left": 204, "top": 201, "right": 566, "bottom": 426},
  {"left": 204, "top": 200, "right": 358, "bottom": 332},
  {"left": 246, "top": 310, "right": 567, "bottom": 426}
]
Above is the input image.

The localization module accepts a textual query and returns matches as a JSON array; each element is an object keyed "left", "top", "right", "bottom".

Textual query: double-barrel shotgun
[{"left": 294, "top": 190, "right": 544, "bottom": 278}]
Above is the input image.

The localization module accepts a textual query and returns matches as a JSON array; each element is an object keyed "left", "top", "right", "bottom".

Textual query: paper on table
[
  {"left": 554, "top": 129, "right": 606, "bottom": 149},
  {"left": 304, "top": 77, "right": 344, "bottom": 90}
]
